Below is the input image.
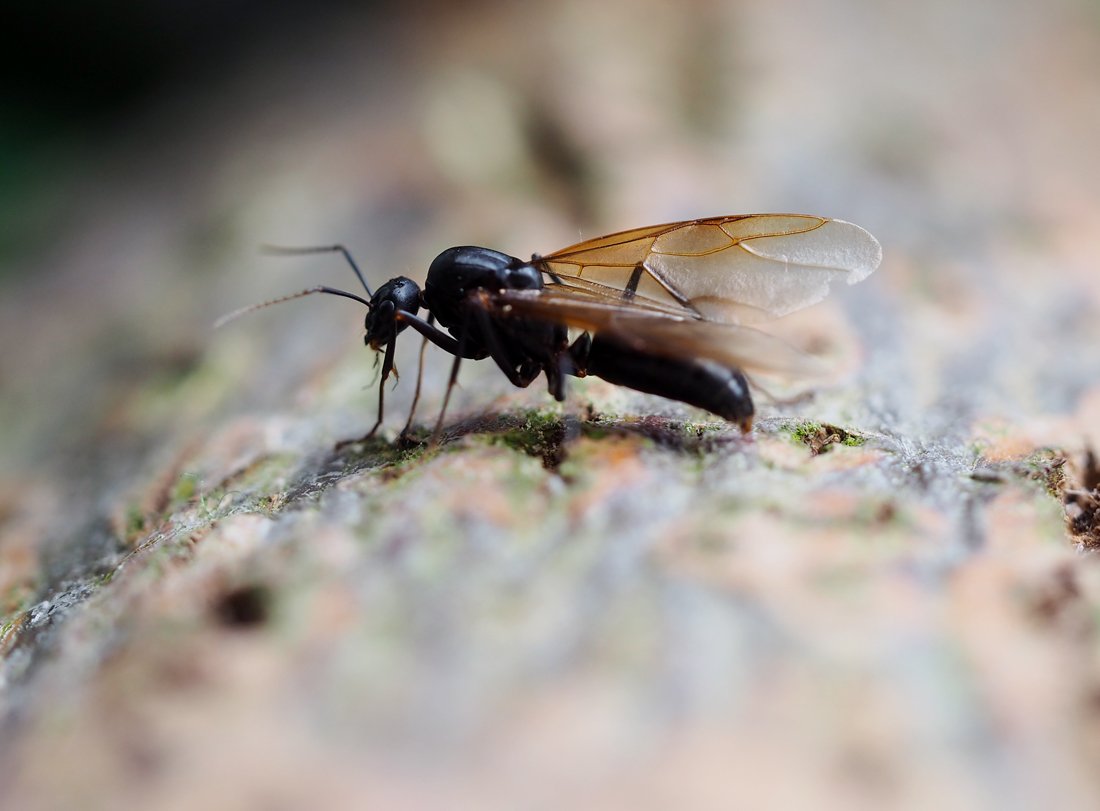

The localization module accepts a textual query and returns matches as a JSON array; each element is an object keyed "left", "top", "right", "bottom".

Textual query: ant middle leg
[{"left": 400, "top": 314, "right": 435, "bottom": 440}]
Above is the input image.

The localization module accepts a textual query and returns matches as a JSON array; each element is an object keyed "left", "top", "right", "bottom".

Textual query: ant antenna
[
  {"left": 261, "top": 244, "right": 373, "bottom": 297},
  {"left": 214, "top": 285, "right": 370, "bottom": 330}
]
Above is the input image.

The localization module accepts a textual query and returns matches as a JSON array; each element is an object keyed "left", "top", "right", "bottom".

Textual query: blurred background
[
  {"left": 3, "top": 0, "right": 1100, "bottom": 808},
  {"left": 4, "top": 0, "right": 1099, "bottom": 468}
]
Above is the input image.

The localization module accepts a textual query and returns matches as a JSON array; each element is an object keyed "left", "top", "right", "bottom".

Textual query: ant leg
[
  {"left": 388, "top": 309, "right": 493, "bottom": 444},
  {"left": 393, "top": 311, "right": 466, "bottom": 356},
  {"left": 261, "top": 244, "right": 373, "bottom": 296},
  {"left": 389, "top": 310, "right": 474, "bottom": 443},
  {"left": 470, "top": 305, "right": 541, "bottom": 389},
  {"left": 335, "top": 338, "right": 396, "bottom": 449},
  {"left": 431, "top": 312, "right": 472, "bottom": 444},
  {"left": 401, "top": 313, "right": 435, "bottom": 439},
  {"left": 567, "top": 332, "right": 592, "bottom": 372},
  {"left": 744, "top": 373, "right": 816, "bottom": 408},
  {"left": 554, "top": 351, "right": 586, "bottom": 443},
  {"left": 433, "top": 353, "right": 463, "bottom": 444},
  {"left": 369, "top": 339, "right": 398, "bottom": 437}
]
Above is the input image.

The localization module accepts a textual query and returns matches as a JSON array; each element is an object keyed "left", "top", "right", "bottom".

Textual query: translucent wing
[
  {"left": 538, "top": 214, "right": 882, "bottom": 324},
  {"left": 491, "top": 289, "right": 824, "bottom": 378}
]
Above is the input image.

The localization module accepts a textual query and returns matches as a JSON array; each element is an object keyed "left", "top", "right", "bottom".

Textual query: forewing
[
  {"left": 492, "top": 289, "right": 824, "bottom": 378},
  {"left": 540, "top": 215, "right": 882, "bottom": 324}
]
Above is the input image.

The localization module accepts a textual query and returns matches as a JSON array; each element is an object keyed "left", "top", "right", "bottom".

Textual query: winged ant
[{"left": 219, "top": 215, "right": 882, "bottom": 442}]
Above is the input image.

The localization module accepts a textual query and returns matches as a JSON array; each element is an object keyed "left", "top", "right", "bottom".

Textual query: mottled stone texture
[{"left": 3, "top": 0, "right": 1100, "bottom": 808}]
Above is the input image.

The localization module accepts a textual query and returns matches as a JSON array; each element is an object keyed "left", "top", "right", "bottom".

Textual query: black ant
[{"left": 219, "top": 215, "right": 881, "bottom": 442}]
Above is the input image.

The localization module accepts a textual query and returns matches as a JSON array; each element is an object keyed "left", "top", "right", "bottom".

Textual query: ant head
[{"left": 365, "top": 276, "right": 422, "bottom": 349}]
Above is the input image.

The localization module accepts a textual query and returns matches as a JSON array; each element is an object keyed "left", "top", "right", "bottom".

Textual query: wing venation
[{"left": 538, "top": 214, "right": 881, "bottom": 324}]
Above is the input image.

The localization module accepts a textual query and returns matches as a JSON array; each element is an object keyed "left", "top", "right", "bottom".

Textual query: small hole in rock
[{"left": 214, "top": 583, "right": 271, "bottom": 629}]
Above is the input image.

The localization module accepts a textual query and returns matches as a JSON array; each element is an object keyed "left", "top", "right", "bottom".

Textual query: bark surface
[{"left": 3, "top": 1, "right": 1100, "bottom": 808}]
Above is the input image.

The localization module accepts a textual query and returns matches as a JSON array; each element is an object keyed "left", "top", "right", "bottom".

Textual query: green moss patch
[{"left": 785, "top": 420, "right": 867, "bottom": 455}]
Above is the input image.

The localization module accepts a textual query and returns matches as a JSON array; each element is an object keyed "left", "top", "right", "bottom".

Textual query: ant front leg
[
  {"left": 386, "top": 309, "right": 478, "bottom": 444},
  {"left": 368, "top": 338, "right": 398, "bottom": 438},
  {"left": 336, "top": 337, "right": 396, "bottom": 449},
  {"left": 392, "top": 310, "right": 467, "bottom": 356}
]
